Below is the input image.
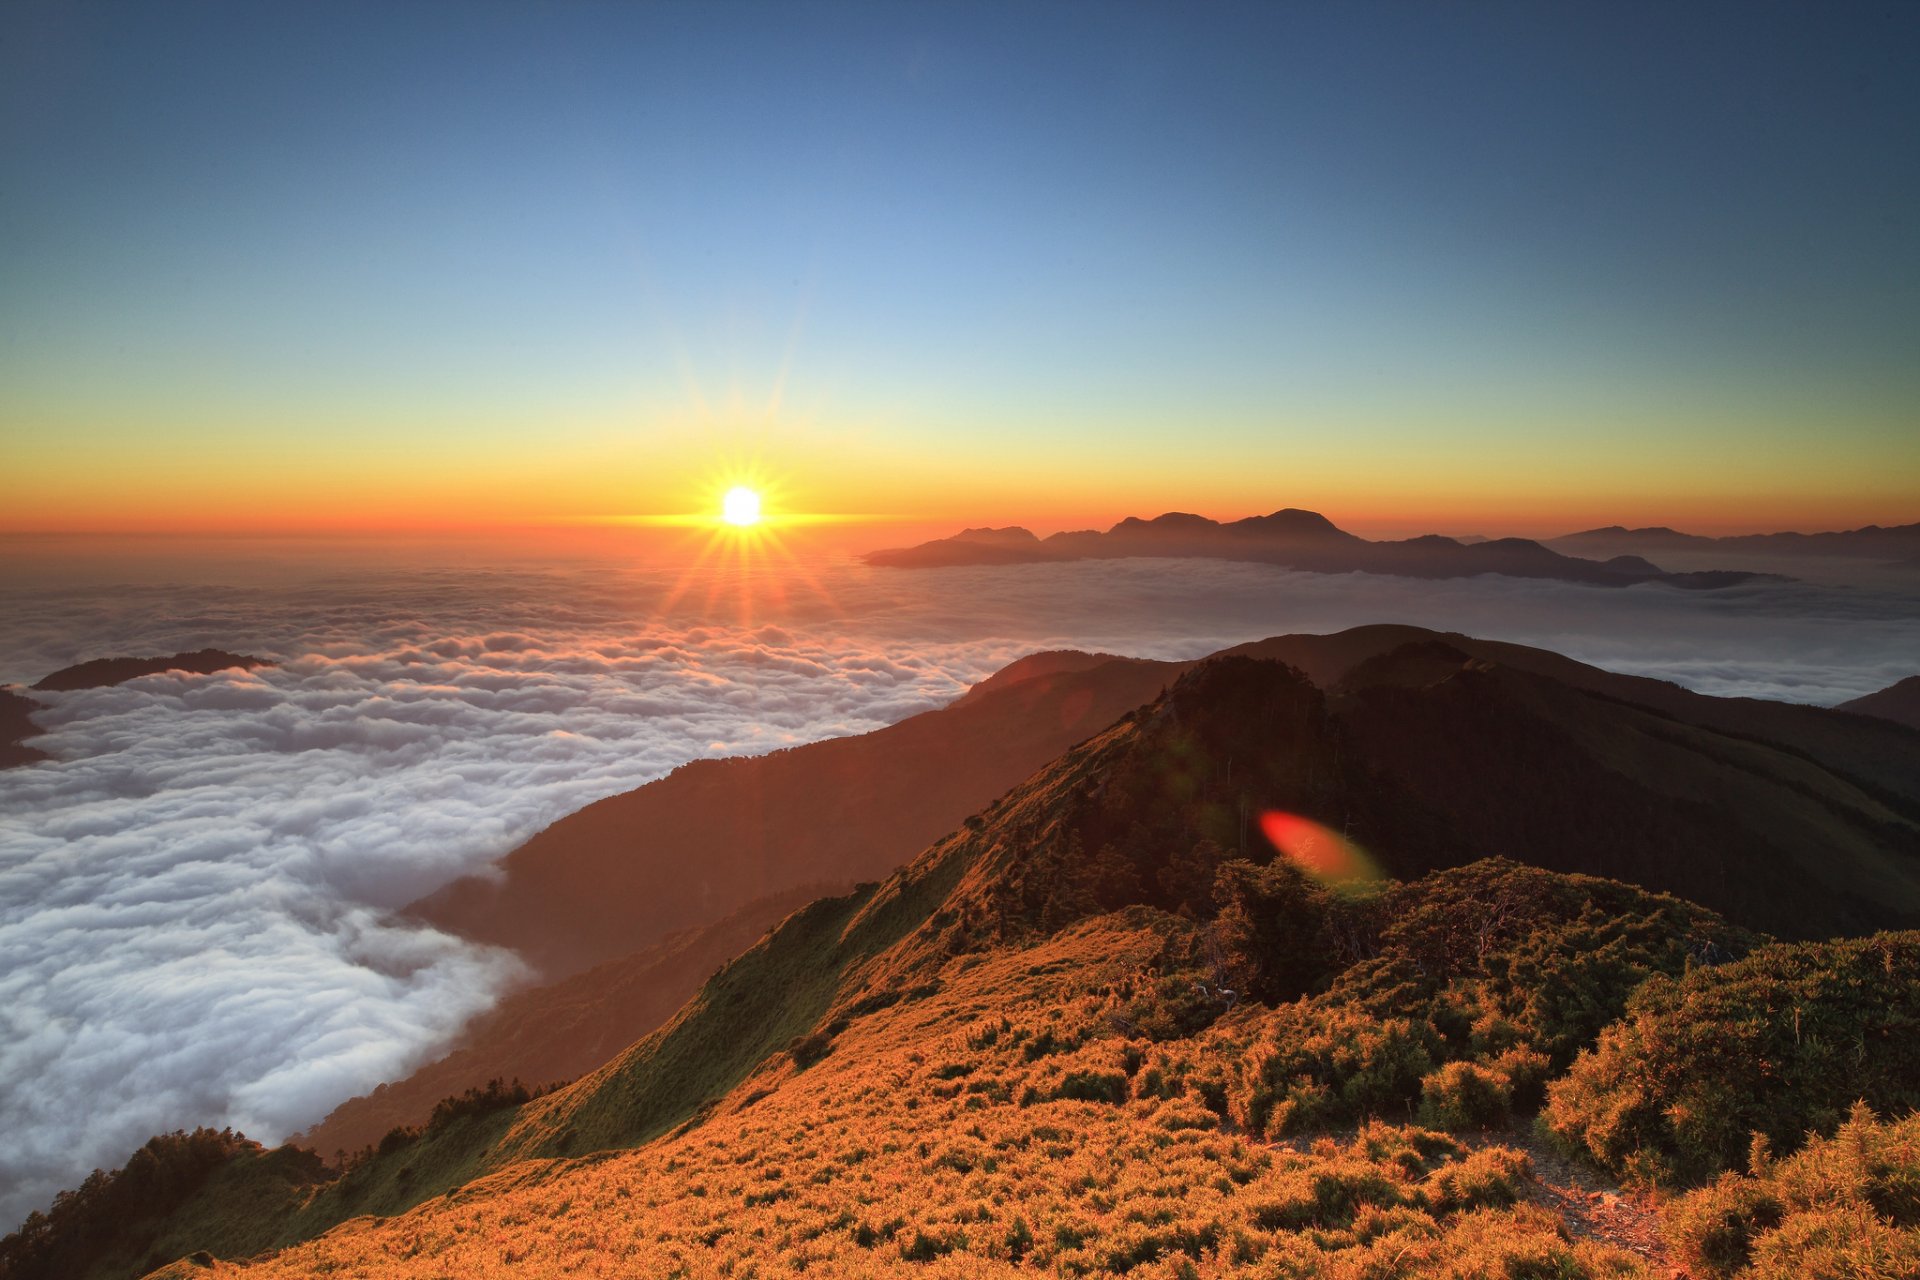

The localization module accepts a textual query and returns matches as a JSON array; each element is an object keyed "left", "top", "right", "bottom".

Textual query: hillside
[
  {"left": 0, "top": 688, "right": 49, "bottom": 769},
  {"left": 423, "top": 624, "right": 1920, "bottom": 980},
  {"left": 333, "top": 627, "right": 1920, "bottom": 1157},
  {"left": 410, "top": 650, "right": 1185, "bottom": 977},
  {"left": 17, "top": 654, "right": 1920, "bottom": 1279},
  {"left": 1840, "top": 674, "right": 1920, "bottom": 731},
  {"left": 865, "top": 508, "right": 1773, "bottom": 587},
  {"left": 295, "top": 885, "right": 833, "bottom": 1159}
]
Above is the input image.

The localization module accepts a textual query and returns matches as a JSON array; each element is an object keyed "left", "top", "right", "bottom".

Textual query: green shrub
[
  {"left": 1667, "top": 1105, "right": 1920, "bottom": 1279},
  {"left": 1418, "top": 1060, "right": 1512, "bottom": 1131},
  {"left": 1190, "top": 860, "right": 1751, "bottom": 1138},
  {"left": 1545, "top": 932, "right": 1920, "bottom": 1186}
]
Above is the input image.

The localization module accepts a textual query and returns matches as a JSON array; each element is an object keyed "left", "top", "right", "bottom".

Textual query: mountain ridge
[
  {"left": 11, "top": 643, "right": 1920, "bottom": 1279},
  {"left": 1838, "top": 675, "right": 1920, "bottom": 731},
  {"left": 349, "top": 627, "right": 1920, "bottom": 1166},
  {"left": 1548, "top": 520, "right": 1920, "bottom": 561},
  {"left": 866, "top": 508, "right": 1774, "bottom": 588}
]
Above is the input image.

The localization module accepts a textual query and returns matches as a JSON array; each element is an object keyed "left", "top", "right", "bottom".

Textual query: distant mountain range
[
  {"left": 866, "top": 508, "right": 1772, "bottom": 587},
  {"left": 1547, "top": 520, "right": 1920, "bottom": 560}
]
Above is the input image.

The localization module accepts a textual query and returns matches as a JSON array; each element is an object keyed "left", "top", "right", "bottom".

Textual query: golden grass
[{"left": 156, "top": 916, "right": 1648, "bottom": 1279}]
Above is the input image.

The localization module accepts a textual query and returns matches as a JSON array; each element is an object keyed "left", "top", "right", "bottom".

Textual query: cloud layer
[{"left": 1, "top": 547, "right": 1915, "bottom": 1225}]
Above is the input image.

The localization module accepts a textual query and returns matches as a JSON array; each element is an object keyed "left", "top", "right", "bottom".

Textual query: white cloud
[{"left": 0, "top": 547, "right": 1915, "bottom": 1225}]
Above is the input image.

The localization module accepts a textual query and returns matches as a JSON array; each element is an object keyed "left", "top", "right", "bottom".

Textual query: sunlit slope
[
  {"left": 26, "top": 652, "right": 1920, "bottom": 1278},
  {"left": 298, "top": 884, "right": 832, "bottom": 1159},
  {"left": 146, "top": 910, "right": 1664, "bottom": 1280},
  {"left": 411, "top": 651, "right": 1185, "bottom": 976},
  {"left": 111, "top": 658, "right": 1399, "bottom": 1269},
  {"left": 368, "top": 632, "right": 1915, "bottom": 1152}
]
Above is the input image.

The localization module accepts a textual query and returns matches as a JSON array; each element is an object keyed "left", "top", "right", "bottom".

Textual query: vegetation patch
[
  {"left": 1543, "top": 931, "right": 1920, "bottom": 1186},
  {"left": 1666, "top": 1105, "right": 1920, "bottom": 1279}
]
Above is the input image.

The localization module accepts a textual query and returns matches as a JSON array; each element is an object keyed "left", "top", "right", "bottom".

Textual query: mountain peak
[{"left": 1109, "top": 511, "right": 1220, "bottom": 533}]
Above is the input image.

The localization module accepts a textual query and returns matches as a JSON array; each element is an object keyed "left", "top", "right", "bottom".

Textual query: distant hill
[
  {"left": 867, "top": 508, "right": 1774, "bottom": 587},
  {"left": 1839, "top": 676, "right": 1920, "bottom": 731},
  {"left": 1549, "top": 520, "right": 1920, "bottom": 561},
  {"left": 30, "top": 648, "right": 271, "bottom": 693},
  {"left": 0, "top": 688, "right": 50, "bottom": 769},
  {"left": 409, "top": 650, "right": 1187, "bottom": 977}
]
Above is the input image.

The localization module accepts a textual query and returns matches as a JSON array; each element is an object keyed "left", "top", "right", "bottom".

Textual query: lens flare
[{"left": 1258, "top": 810, "right": 1381, "bottom": 883}]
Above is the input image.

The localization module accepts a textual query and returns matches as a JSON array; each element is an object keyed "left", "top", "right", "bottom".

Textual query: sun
[{"left": 721, "top": 485, "right": 762, "bottom": 527}]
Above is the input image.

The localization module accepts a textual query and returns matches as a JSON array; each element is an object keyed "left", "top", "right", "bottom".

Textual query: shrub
[
  {"left": 1667, "top": 1105, "right": 1920, "bottom": 1279},
  {"left": 1544, "top": 932, "right": 1920, "bottom": 1186},
  {"left": 1418, "top": 1060, "right": 1512, "bottom": 1131},
  {"left": 787, "top": 1029, "right": 835, "bottom": 1068}
]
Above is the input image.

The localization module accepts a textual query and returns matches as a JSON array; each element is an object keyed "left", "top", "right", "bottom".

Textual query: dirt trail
[{"left": 1495, "top": 1129, "right": 1680, "bottom": 1276}]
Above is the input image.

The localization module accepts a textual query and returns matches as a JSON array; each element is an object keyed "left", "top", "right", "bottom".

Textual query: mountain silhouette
[
  {"left": 1549, "top": 520, "right": 1920, "bottom": 561},
  {"left": 29, "top": 648, "right": 271, "bottom": 693},
  {"left": 1839, "top": 676, "right": 1920, "bottom": 732},
  {"left": 0, "top": 688, "right": 50, "bottom": 769},
  {"left": 866, "top": 508, "right": 1774, "bottom": 587},
  {"left": 409, "top": 650, "right": 1184, "bottom": 977}
]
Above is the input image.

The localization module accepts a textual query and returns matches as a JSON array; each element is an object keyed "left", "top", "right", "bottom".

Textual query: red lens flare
[{"left": 1258, "top": 810, "right": 1380, "bottom": 883}]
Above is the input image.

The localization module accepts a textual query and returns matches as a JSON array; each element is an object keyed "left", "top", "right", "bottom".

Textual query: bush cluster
[
  {"left": 0, "top": 1128, "right": 264, "bottom": 1280},
  {"left": 1543, "top": 931, "right": 1920, "bottom": 1186},
  {"left": 1666, "top": 1105, "right": 1920, "bottom": 1279},
  {"left": 1137, "top": 859, "right": 1752, "bottom": 1138}
]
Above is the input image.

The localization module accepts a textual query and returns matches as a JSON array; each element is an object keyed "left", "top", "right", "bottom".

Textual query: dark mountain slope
[
  {"left": 29, "top": 649, "right": 270, "bottom": 692},
  {"left": 1227, "top": 624, "right": 1920, "bottom": 810},
  {"left": 1839, "top": 675, "right": 1920, "bottom": 731},
  {"left": 0, "top": 688, "right": 50, "bottom": 769},
  {"left": 410, "top": 651, "right": 1186, "bottom": 977},
  {"left": 1550, "top": 520, "right": 1920, "bottom": 560},
  {"left": 1327, "top": 644, "right": 1919, "bottom": 938}
]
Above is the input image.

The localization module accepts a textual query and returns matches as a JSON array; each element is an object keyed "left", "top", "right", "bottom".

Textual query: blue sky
[{"left": 3, "top": 1, "right": 1916, "bottom": 533}]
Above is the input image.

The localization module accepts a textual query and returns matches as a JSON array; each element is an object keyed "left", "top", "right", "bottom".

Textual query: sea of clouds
[{"left": 1, "top": 543, "right": 1916, "bottom": 1225}]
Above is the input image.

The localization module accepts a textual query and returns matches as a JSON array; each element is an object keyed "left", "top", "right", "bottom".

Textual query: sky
[{"left": 3, "top": 1, "right": 1918, "bottom": 536}]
